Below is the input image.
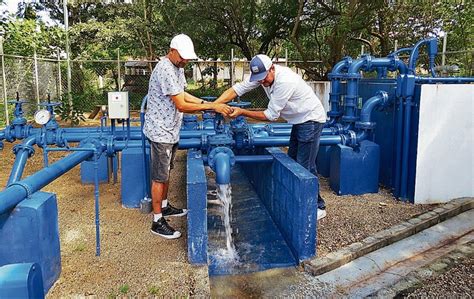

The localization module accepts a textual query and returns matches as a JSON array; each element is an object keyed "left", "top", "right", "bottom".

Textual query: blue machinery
[{"left": 0, "top": 38, "right": 473, "bottom": 295}]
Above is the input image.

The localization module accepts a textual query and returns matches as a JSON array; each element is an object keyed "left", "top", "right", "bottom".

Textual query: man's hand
[
  {"left": 212, "top": 103, "right": 233, "bottom": 116},
  {"left": 229, "top": 107, "right": 243, "bottom": 118}
]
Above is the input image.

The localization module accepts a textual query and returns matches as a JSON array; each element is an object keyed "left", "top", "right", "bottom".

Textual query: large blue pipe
[
  {"left": 400, "top": 95, "right": 413, "bottom": 200},
  {"left": 213, "top": 152, "right": 232, "bottom": 185},
  {"left": 359, "top": 91, "right": 388, "bottom": 123},
  {"left": 416, "top": 77, "right": 474, "bottom": 84},
  {"left": 0, "top": 144, "right": 96, "bottom": 214},
  {"left": 408, "top": 38, "right": 437, "bottom": 76},
  {"left": 7, "top": 136, "right": 36, "bottom": 185},
  {"left": 328, "top": 57, "right": 352, "bottom": 122}
]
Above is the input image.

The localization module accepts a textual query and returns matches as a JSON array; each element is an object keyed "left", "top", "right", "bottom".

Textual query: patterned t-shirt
[{"left": 143, "top": 57, "right": 187, "bottom": 144}]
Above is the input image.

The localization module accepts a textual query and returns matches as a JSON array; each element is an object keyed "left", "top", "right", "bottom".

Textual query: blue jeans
[{"left": 288, "top": 120, "right": 326, "bottom": 209}]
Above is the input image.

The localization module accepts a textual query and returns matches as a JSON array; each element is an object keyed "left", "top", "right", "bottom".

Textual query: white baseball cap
[
  {"left": 170, "top": 34, "right": 198, "bottom": 60},
  {"left": 249, "top": 54, "right": 273, "bottom": 81}
]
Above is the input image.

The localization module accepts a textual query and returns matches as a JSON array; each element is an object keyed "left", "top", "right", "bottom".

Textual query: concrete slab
[{"left": 316, "top": 210, "right": 474, "bottom": 297}]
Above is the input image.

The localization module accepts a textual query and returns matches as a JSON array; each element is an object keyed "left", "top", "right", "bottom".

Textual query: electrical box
[{"left": 107, "top": 92, "right": 129, "bottom": 119}]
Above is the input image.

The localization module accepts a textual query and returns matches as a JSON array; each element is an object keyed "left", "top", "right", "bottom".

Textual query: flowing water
[{"left": 216, "top": 183, "right": 238, "bottom": 260}]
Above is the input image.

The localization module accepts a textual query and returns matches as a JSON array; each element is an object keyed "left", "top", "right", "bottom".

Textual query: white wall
[
  {"left": 414, "top": 84, "right": 474, "bottom": 204},
  {"left": 308, "top": 81, "right": 331, "bottom": 114}
]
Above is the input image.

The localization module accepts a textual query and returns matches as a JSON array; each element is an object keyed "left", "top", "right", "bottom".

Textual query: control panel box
[{"left": 107, "top": 92, "right": 129, "bottom": 119}]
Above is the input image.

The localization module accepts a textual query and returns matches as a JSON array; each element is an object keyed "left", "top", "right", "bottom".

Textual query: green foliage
[
  {"left": 148, "top": 285, "right": 160, "bottom": 295},
  {"left": 118, "top": 284, "right": 129, "bottom": 294},
  {"left": 56, "top": 91, "right": 101, "bottom": 126},
  {"left": 2, "top": 19, "right": 64, "bottom": 57}
]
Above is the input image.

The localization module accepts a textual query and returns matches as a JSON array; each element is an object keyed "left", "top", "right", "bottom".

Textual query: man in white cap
[
  {"left": 215, "top": 54, "right": 327, "bottom": 220},
  {"left": 144, "top": 34, "right": 232, "bottom": 239}
]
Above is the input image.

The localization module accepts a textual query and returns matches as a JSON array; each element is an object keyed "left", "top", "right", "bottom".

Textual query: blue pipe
[
  {"left": 178, "top": 138, "right": 202, "bottom": 149},
  {"left": 203, "top": 155, "right": 273, "bottom": 164},
  {"left": 213, "top": 152, "right": 232, "bottom": 184},
  {"left": 0, "top": 144, "right": 96, "bottom": 214},
  {"left": 7, "top": 136, "right": 36, "bottom": 185},
  {"left": 359, "top": 91, "right": 388, "bottom": 123},
  {"left": 394, "top": 95, "right": 404, "bottom": 197},
  {"left": 390, "top": 47, "right": 413, "bottom": 56},
  {"left": 408, "top": 38, "right": 437, "bottom": 76},
  {"left": 328, "top": 57, "right": 352, "bottom": 120},
  {"left": 416, "top": 77, "right": 474, "bottom": 84},
  {"left": 400, "top": 95, "right": 413, "bottom": 200},
  {"left": 93, "top": 153, "right": 101, "bottom": 256}
]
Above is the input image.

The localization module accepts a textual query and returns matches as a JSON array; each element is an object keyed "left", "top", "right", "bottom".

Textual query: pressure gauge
[{"left": 34, "top": 109, "right": 51, "bottom": 125}]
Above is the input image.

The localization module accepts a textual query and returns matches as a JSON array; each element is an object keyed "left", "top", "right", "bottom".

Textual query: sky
[{"left": 1, "top": 0, "right": 57, "bottom": 25}]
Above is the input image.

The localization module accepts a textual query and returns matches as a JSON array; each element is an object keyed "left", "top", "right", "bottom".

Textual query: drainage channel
[{"left": 207, "top": 165, "right": 297, "bottom": 275}]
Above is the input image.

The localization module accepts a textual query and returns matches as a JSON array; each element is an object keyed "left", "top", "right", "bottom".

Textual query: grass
[{"left": 119, "top": 284, "right": 130, "bottom": 294}]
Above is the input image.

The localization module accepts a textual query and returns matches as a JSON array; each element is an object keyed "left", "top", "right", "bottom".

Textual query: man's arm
[
  {"left": 229, "top": 107, "right": 268, "bottom": 121},
  {"left": 171, "top": 92, "right": 233, "bottom": 115},
  {"left": 183, "top": 92, "right": 207, "bottom": 104},
  {"left": 214, "top": 87, "right": 238, "bottom": 104}
]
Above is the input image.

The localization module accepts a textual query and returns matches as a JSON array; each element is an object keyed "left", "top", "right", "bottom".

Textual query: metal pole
[
  {"left": 33, "top": 49, "right": 40, "bottom": 104},
  {"left": 0, "top": 35, "right": 9, "bottom": 125},
  {"left": 442, "top": 33, "right": 447, "bottom": 67},
  {"left": 63, "top": 0, "right": 72, "bottom": 105},
  {"left": 117, "top": 48, "right": 121, "bottom": 91},
  {"left": 57, "top": 49, "right": 62, "bottom": 98},
  {"left": 394, "top": 40, "right": 398, "bottom": 52},
  {"left": 230, "top": 48, "right": 234, "bottom": 87},
  {"left": 285, "top": 48, "right": 288, "bottom": 67},
  {"left": 361, "top": 45, "right": 364, "bottom": 56}
]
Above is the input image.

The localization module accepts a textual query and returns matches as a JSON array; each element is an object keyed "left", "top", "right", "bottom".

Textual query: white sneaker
[{"left": 317, "top": 208, "right": 327, "bottom": 220}]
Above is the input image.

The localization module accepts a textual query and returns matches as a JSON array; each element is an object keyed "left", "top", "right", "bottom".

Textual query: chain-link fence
[{"left": 0, "top": 49, "right": 472, "bottom": 126}]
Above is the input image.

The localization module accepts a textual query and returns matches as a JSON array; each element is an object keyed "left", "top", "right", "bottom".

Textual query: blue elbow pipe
[
  {"left": 408, "top": 38, "right": 437, "bottom": 75},
  {"left": 213, "top": 152, "right": 232, "bottom": 185},
  {"left": 390, "top": 47, "right": 413, "bottom": 56},
  {"left": 359, "top": 91, "right": 389, "bottom": 123},
  {"left": 7, "top": 136, "right": 36, "bottom": 186},
  {"left": 0, "top": 145, "right": 96, "bottom": 214}
]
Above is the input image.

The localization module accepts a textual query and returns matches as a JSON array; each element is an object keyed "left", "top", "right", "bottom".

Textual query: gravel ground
[
  {"left": 405, "top": 257, "right": 473, "bottom": 298},
  {"left": 1, "top": 121, "right": 438, "bottom": 297}
]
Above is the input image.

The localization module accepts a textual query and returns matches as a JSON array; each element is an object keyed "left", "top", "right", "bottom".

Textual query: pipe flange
[
  {"left": 348, "top": 130, "right": 357, "bottom": 147},
  {"left": 4, "top": 126, "right": 15, "bottom": 142},
  {"left": 8, "top": 181, "right": 33, "bottom": 198},
  {"left": 201, "top": 133, "right": 208, "bottom": 151},
  {"left": 334, "top": 123, "right": 345, "bottom": 134},
  {"left": 13, "top": 143, "right": 35, "bottom": 158},
  {"left": 55, "top": 129, "right": 66, "bottom": 147},
  {"left": 207, "top": 146, "right": 236, "bottom": 171}
]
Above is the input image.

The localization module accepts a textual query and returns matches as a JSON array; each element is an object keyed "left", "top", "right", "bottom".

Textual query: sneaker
[
  {"left": 317, "top": 208, "right": 327, "bottom": 220},
  {"left": 151, "top": 217, "right": 181, "bottom": 239},
  {"left": 162, "top": 204, "right": 188, "bottom": 217}
]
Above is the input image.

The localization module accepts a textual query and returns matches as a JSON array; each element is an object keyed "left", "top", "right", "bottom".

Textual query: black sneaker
[
  {"left": 162, "top": 204, "right": 188, "bottom": 217},
  {"left": 151, "top": 217, "right": 181, "bottom": 239}
]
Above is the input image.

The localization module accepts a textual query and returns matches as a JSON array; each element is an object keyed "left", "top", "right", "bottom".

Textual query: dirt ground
[{"left": 0, "top": 128, "right": 437, "bottom": 297}]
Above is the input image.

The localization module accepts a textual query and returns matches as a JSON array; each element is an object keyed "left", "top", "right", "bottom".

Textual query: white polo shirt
[{"left": 232, "top": 64, "right": 326, "bottom": 124}]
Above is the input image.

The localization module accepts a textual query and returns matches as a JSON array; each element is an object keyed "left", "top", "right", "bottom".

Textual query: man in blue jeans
[{"left": 215, "top": 54, "right": 327, "bottom": 220}]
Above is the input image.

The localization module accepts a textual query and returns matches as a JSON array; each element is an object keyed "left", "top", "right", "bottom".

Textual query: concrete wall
[{"left": 242, "top": 148, "right": 318, "bottom": 261}]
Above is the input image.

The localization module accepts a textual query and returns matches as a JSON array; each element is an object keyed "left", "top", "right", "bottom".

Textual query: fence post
[
  {"left": 117, "top": 48, "right": 121, "bottom": 91},
  {"left": 230, "top": 48, "right": 234, "bottom": 87},
  {"left": 394, "top": 40, "right": 398, "bottom": 52},
  {"left": 442, "top": 33, "right": 447, "bottom": 67},
  {"left": 34, "top": 49, "right": 40, "bottom": 104},
  {"left": 0, "top": 34, "right": 9, "bottom": 125},
  {"left": 63, "top": 0, "right": 72, "bottom": 107},
  {"left": 285, "top": 48, "right": 288, "bottom": 67},
  {"left": 57, "top": 49, "right": 62, "bottom": 98}
]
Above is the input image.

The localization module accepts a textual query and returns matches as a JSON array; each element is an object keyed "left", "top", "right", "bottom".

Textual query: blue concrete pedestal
[
  {"left": 329, "top": 140, "right": 380, "bottom": 195},
  {"left": 0, "top": 263, "right": 44, "bottom": 298},
  {"left": 0, "top": 192, "right": 61, "bottom": 294},
  {"left": 316, "top": 145, "right": 332, "bottom": 177},
  {"left": 121, "top": 147, "right": 150, "bottom": 208},
  {"left": 80, "top": 154, "right": 108, "bottom": 184},
  {"left": 186, "top": 150, "right": 208, "bottom": 264}
]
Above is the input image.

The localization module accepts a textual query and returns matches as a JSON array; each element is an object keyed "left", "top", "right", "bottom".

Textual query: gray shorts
[{"left": 150, "top": 141, "right": 178, "bottom": 182}]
